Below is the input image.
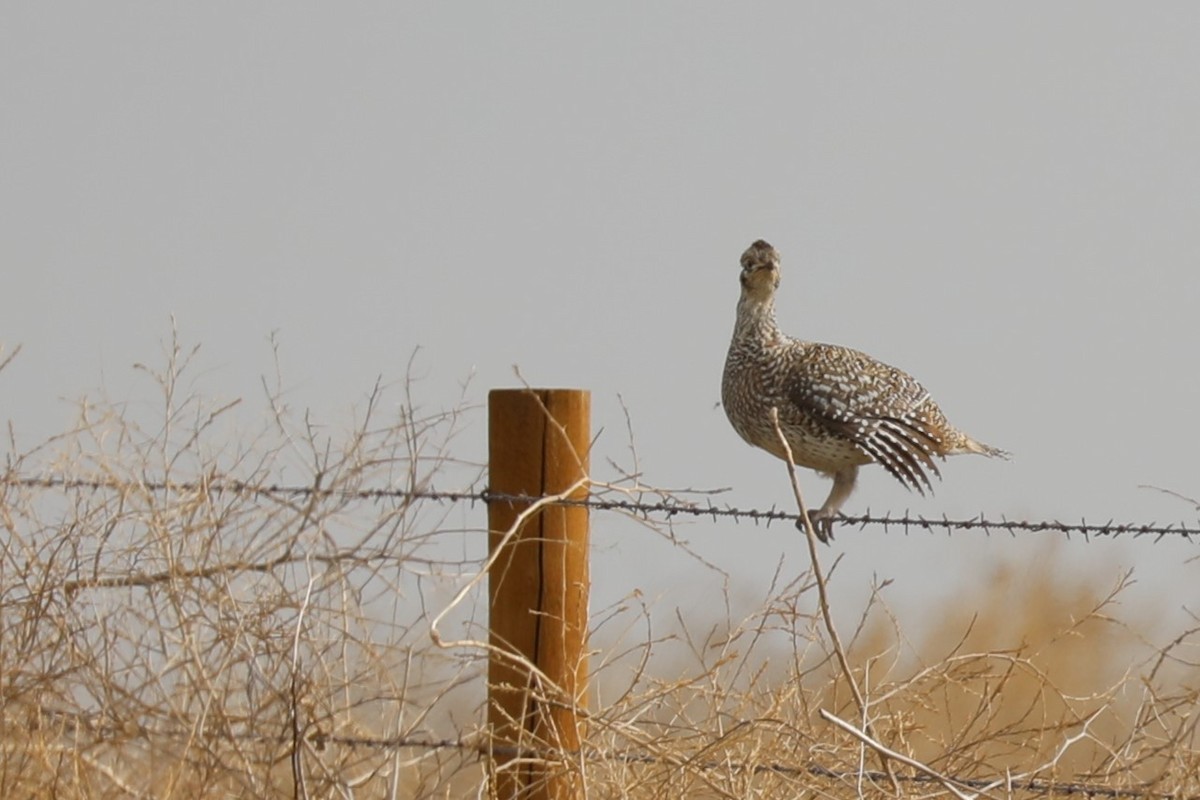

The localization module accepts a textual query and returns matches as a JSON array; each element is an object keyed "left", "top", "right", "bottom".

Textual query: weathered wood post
[{"left": 487, "top": 389, "right": 590, "bottom": 799}]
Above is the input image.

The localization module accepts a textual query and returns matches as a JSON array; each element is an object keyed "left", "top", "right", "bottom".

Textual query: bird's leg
[{"left": 797, "top": 466, "right": 859, "bottom": 543}]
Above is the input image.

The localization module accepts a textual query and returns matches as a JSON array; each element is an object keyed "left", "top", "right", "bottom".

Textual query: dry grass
[{"left": 2, "top": 334, "right": 1199, "bottom": 798}]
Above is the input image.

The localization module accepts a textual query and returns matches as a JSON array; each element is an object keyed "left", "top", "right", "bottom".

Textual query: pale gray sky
[{"left": 3, "top": 4, "right": 1199, "bottom": 625}]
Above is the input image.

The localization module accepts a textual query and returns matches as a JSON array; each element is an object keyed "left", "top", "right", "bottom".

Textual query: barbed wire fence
[
  {"left": 3, "top": 336, "right": 1200, "bottom": 798},
  {"left": 5, "top": 467, "right": 1200, "bottom": 798}
]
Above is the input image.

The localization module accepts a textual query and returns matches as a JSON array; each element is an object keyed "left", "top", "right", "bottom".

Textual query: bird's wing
[{"left": 784, "top": 343, "right": 943, "bottom": 493}]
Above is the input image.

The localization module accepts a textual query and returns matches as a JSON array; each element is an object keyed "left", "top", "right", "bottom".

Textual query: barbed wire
[
  {"left": 5, "top": 474, "right": 1199, "bottom": 540},
  {"left": 28, "top": 704, "right": 1193, "bottom": 799},
  {"left": 325, "top": 735, "right": 1191, "bottom": 799},
  {"left": 264, "top": 734, "right": 1200, "bottom": 800}
]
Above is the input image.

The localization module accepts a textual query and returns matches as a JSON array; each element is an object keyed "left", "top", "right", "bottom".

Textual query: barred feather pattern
[{"left": 782, "top": 343, "right": 946, "bottom": 494}]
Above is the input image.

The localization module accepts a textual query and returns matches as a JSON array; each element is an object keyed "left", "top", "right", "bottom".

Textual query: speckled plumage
[{"left": 722, "top": 239, "right": 1007, "bottom": 541}]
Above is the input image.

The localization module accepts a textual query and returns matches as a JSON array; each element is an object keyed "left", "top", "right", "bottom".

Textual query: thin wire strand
[
  {"left": 31, "top": 708, "right": 1194, "bottom": 800},
  {"left": 6, "top": 475, "right": 1198, "bottom": 540}
]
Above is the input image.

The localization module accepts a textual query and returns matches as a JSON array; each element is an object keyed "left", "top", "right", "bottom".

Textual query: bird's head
[{"left": 739, "top": 239, "right": 781, "bottom": 297}]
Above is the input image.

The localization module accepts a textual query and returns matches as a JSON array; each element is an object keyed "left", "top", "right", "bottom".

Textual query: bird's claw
[{"left": 796, "top": 512, "right": 834, "bottom": 544}]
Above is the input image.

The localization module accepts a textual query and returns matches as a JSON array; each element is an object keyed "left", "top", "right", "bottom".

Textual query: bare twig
[
  {"left": 768, "top": 407, "right": 899, "bottom": 791},
  {"left": 767, "top": 409, "right": 864, "bottom": 713},
  {"left": 820, "top": 709, "right": 983, "bottom": 800}
]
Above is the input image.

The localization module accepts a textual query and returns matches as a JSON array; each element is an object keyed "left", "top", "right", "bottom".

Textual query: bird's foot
[{"left": 796, "top": 511, "right": 835, "bottom": 544}]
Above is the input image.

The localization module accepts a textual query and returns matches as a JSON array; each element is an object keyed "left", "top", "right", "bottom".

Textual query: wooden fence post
[{"left": 487, "top": 388, "right": 590, "bottom": 800}]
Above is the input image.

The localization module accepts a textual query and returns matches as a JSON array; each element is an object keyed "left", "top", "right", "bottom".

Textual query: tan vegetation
[{"left": 1, "top": 335, "right": 1198, "bottom": 798}]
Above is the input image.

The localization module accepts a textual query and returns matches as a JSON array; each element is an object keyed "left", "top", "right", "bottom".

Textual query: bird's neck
[{"left": 734, "top": 293, "right": 782, "bottom": 343}]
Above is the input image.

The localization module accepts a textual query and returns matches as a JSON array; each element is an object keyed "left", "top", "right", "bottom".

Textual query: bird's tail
[{"left": 955, "top": 433, "right": 1011, "bottom": 460}]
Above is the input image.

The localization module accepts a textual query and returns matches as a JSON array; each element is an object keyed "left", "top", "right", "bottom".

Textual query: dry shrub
[
  {"left": 2, "top": 334, "right": 1199, "bottom": 798},
  {"left": 0, "top": 334, "right": 487, "bottom": 798},
  {"left": 575, "top": 544, "right": 1200, "bottom": 798}
]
